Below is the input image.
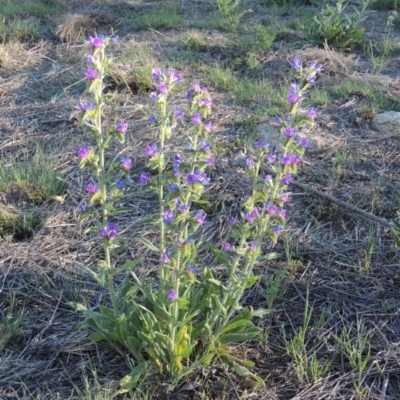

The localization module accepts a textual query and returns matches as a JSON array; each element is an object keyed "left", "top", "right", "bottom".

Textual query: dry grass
[{"left": 1, "top": 0, "right": 400, "bottom": 399}]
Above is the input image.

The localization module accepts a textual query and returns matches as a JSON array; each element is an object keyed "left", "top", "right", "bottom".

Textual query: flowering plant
[{"left": 72, "top": 35, "right": 320, "bottom": 393}]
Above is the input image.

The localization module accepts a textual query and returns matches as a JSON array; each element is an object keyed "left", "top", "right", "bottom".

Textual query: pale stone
[
  {"left": 255, "top": 120, "right": 319, "bottom": 150},
  {"left": 372, "top": 111, "right": 400, "bottom": 134}
]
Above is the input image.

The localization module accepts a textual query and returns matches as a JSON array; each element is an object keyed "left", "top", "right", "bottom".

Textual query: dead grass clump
[
  {"left": 56, "top": 13, "right": 115, "bottom": 44},
  {"left": 56, "top": 14, "right": 92, "bottom": 44},
  {"left": 293, "top": 45, "right": 364, "bottom": 77}
]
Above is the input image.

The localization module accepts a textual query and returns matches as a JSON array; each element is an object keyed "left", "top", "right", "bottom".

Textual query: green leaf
[
  {"left": 219, "top": 327, "right": 262, "bottom": 344},
  {"left": 69, "top": 302, "right": 87, "bottom": 312},
  {"left": 117, "top": 362, "right": 150, "bottom": 394},
  {"left": 220, "top": 319, "right": 253, "bottom": 334},
  {"left": 230, "top": 361, "right": 265, "bottom": 388},
  {"left": 262, "top": 252, "right": 282, "bottom": 261},
  {"left": 245, "top": 275, "right": 261, "bottom": 289},
  {"left": 208, "top": 278, "right": 226, "bottom": 288},
  {"left": 89, "top": 332, "right": 105, "bottom": 342},
  {"left": 98, "top": 305, "right": 114, "bottom": 317},
  {"left": 253, "top": 308, "right": 272, "bottom": 318},
  {"left": 210, "top": 245, "right": 232, "bottom": 266},
  {"left": 138, "top": 236, "right": 160, "bottom": 254},
  {"left": 109, "top": 207, "right": 137, "bottom": 215}
]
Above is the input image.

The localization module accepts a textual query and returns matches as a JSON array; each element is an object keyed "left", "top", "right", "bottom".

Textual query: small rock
[
  {"left": 372, "top": 111, "right": 400, "bottom": 134},
  {"left": 255, "top": 120, "right": 318, "bottom": 149},
  {"left": 255, "top": 121, "right": 283, "bottom": 150}
]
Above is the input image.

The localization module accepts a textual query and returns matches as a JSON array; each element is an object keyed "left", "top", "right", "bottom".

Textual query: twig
[{"left": 293, "top": 181, "right": 391, "bottom": 228}]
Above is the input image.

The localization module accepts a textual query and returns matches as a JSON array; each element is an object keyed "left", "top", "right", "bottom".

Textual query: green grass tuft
[{"left": 134, "top": 8, "right": 183, "bottom": 30}]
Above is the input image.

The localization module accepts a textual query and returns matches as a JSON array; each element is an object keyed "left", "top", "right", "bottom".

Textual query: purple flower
[
  {"left": 79, "top": 202, "right": 88, "bottom": 212},
  {"left": 229, "top": 217, "right": 236, "bottom": 225},
  {"left": 163, "top": 210, "right": 174, "bottom": 224},
  {"left": 76, "top": 146, "right": 90, "bottom": 159},
  {"left": 290, "top": 58, "right": 302, "bottom": 70},
  {"left": 186, "top": 173, "right": 196, "bottom": 185},
  {"left": 310, "top": 60, "right": 323, "bottom": 72},
  {"left": 283, "top": 126, "right": 298, "bottom": 138},
  {"left": 199, "top": 98, "right": 212, "bottom": 109},
  {"left": 200, "top": 140, "right": 211, "bottom": 152},
  {"left": 86, "top": 68, "right": 101, "bottom": 80},
  {"left": 157, "top": 82, "right": 169, "bottom": 95},
  {"left": 86, "top": 182, "right": 99, "bottom": 194},
  {"left": 297, "top": 136, "right": 309, "bottom": 148},
  {"left": 167, "top": 289, "right": 178, "bottom": 301},
  {"left": 173, "top": 107, "right": 184, "bottom": 120},
  {"left": 86, "top": 118, "right": 95, "bottom": 126},
  {"left": 273, "top": 225, "right": 282, "bottom": 235},
  {"left": 205, "top": 154, "right": 215, "bottom": 166},
  {"left": 117, "top": 122, "right": 128, "bottom": 134},
  {"left": 266, "top": 203, "right": 277, "bottom": 215},
  {"left": 280, "top": 174, "right": 292, "bottom": 185},
  {"left": 280, "top": 193, "right": 290, "bottom": 203},
  {"left": 150, "top": 91, "right": 157, "bottom": 102},
  {"left": 305, "top": 72, "right": 316, "bottom": 84},
  {"left": 265, "top": 175, "right": 273, "bottom": 184},
  {"left": 193, "top": 210, "right": 206, "bottom": 225},
  {"left": 191, "top": 113, "right": 202, "bottom": 124},
  {"left": 173, "top": 154, "right": 184, "bottom": 166},
  {"left": 193, "top": 82, "right": 201, "bottom": 92},
  {"left": 245, "top": 207, "right": 260, "bottom": 223},
  {"left": 275, "top": 116, "right": 284, "bottom": 124},
  {"left": 287, "top": 83, "right": 303, "bottom": 104},
  {"left": 248, "top": 241, "right": 257, "bottom": 251},
  {"left": 290, "top": 154, "right": 301, "bottom": 165},
  {"left": 86, "top": 55, "right": 99, "bottom": 64},
  {"left": 307, "top": 108, "right": 316, "bottom": 119},
  {"left": 203, "top": 121, "right": 212, "bottom": 133},
  {"left": 145, "top": 143, "right": 159, "bottom": 158},
  {"left": 186, "top": 170, "right": 210, "bottom": 185},
  {"left": 151, "top": 68, "right": 164, "bottom": 81},
  {"left": 111, "top": 35, "right": 119, "bottom": 42},
  {"left": 185, "top": 142, "right": 193, "bottom": 151},
  {"left": 100, "top": 222, "right": 119, "bottom": 240},
  {"left": 77, "top": 101, "right": 95, "bottom": 112},
  {"left": 246, "top": 158, "right": 255, "bottom": 167},
  {"left": 161, "top": 251, "right": 171, "bottom": 264},
  {"left": 266, "top": 154, "right": 276, "bottom": 164},
  {"left": 186, "top": 90, "right": 192, "bottom": 101},
  {"left": 169, "top": 70, "right": 182, "bottom": 83},
  {"left": 115, "top": 180, "right": 126, "bottom": 189},
  {"left": 186, "top": 263, "right": 197, "bottom": 273},
  {"left": 223, "top": 243, "right": 235, "bottom": 252},
  {"left": 168, "top": 182, "right": 179, "bottom": 193},
  {"left": 281, "top": 155, "right": 291, "bottom": 166},
  {"left": 139, "top": 173, "right": 149, "bottom": 186},
  {"left": 255, "top": 141, "right": 269, "bottom": 150},
  {"left": 120, "top": 157, "right": 132, "bottom": 170},
  {"left": 175, "top": 199, "right": 188, "bottom": 214},
  {"left": 277, "top": 208, "right": 286, "bottom": 219},
  {"left": 87, "top": 35, "right": 105, "bottom": 48},
  {"left": 149, "top": 114, "right": 157, "bottom": 124}
]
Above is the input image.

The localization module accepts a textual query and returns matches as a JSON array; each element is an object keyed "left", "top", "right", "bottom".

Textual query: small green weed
[
  {"left": 371, "top": 0, "right": 399, "bottom": 10},
  {"left": 264, "top": 271, "right": 288, "bottom": 311},
  {"left": 0, "top": 151, "right": 64, "bottom": 204},
  {"left": 183, "top": 31, "right": 210, "bottom": 52},
  {"left": 134, "top": 8, "right": 182, "bottom": 30},
  {"left": 333, "top": 319, "right": 372, "bottom": 392},
  {"left": 0, "top": 16, "right": 40, "bottom": 43},
  {"left": 216, "top": 0, "right": 253, "bottom": 31},
  {"left": 305, "top": 0, "right": 372, "bottom": 49},
  {"left": 331, "top": 78, "right": 398, "bottom": 112},
  {"left": 0, "top": 295, "right": 25, "bottom": 353},
  {"left": 0, "top": 0, "right": 63, "bottom": 18},
  {"left": 283, "top": 293, "right": 331, "bottom": 383}
]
